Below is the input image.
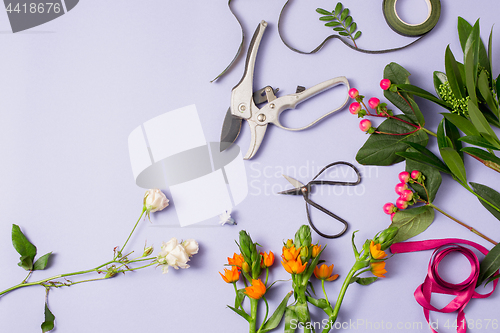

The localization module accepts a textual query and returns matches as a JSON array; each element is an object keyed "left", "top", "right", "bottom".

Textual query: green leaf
[
  {"left": 488, "top": 26, "right": 493, "bottom": 71},
  {"left": 437, "top": 119, "right": 450, "bottom": 149},
  {"left": 12, "top": 224, "right": 37, "bottom": 271},
  {"left": 356, "top": 277, "right": 378, "bottom": 285},
  {"left": 319, "top": 15, "right": 336, "bottom": 21},
  {"left": 406, "top": 152, "right": 442, "bottom": 203},
  {"left": 459, "top": 136, "right": 500, "bottom": 150},
  {"left": 333, "top": 27, "right": 345, "bottom": 32},
  {"left": 462, "top": 147, "right": 500, "bottom": 171},
  {"left": 390, "top": 206, "right": 435, "bottom": 243},
  {"left": 228, "top": 305, "right": 251, "bottom": 322},
  {"left": 345, "top": 16, "right": 352, "bottom": 27},
  {"left": 354, "top": 31, "right": 362, "bottom": 40},
  {"left": 397, "top": 84, "right": 453, "bottom": 111},
  {"left": 234, "top": 288, "right": 246, "bottom": 309},
  {"left": 340, "top": 8, "right": 349, "bottom": 21},
  {"left": 34, "top": 252, "right": 52, "bottom": 271},
  {"left": 355, "top": 117, "right": 428, "bottom": 166},
  {"left": 325, "top": 21, "right": 341, "bottom": 27},
  {"left": 464, "top": 20, "right": 480, "bottom": 105},
  {"left": 486, "top": 274, "right": 500, "bottom": 285},
  {"left": 316, "top": 8, "right": 332, "bottom": 16},
  {"left": 338, "top": 31, "right": 349, "bottom": 36},
  {"left": 349, "top": 22, "right": 357, "bottom": 34},
  {"left": 457, "top": 17, "right": 473, "bottom": 52},
  {"left": 434, "top": 71, "right": 448, "bottom": 99},
  {"left": 445, "top": 45, "right": 465, "bottom": 99},
  {"left": 470, "top": 182, "right": 500, "bottom": 221},
  {"left": 401, "top": 141, "right": 450, "bottom": 173},
  {"left": 41, "top": 303, "right": 55, "bottom": 333},
  {"left": 478, "top": 243, "right": 500, "bottom": 285},
  {"left": 478, "top": 70, "right": 499, "bottom": 117},
  {"left": 496, "top": 74, "right": 500, "bottom": 102},
  {"left": 284, "top": 306, "right": 299, "bottom": 333},
  {"left": 409, "top": 92, "right": 425, "bottom": 126},
  {"left": 294, "top": 302, "right": 310, "bottom": 323},
  {"left": 384, "top": 63, "right": 418, "bottom": 123},
  {"left": 468, "top": 100, "right": 498, "bottom": 140},
  {"left": 440, "top": 147, "right": 467, "bottom": 184},
  {"left": 260, "top": 292, "right": 293, "bottom": 333},
  {"left": 445, "top": 118, "right": 464, "bottom": 159},
  {"left": 441, "top": 113, "right": 479, "bottom": 136},
  {"left": 306, "top": 296, "right": 329, "bottom": 309},
  {"left": 334, "top": 2, "right": 342, "bottom": 17}
]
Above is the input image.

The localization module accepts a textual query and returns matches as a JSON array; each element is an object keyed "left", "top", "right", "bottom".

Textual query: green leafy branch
[{"left": 317, "top": 2, "right": 361, "bottom": 48}]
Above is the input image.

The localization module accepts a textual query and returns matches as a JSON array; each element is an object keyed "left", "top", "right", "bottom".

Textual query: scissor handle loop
[
  {"left": 309, "top": 161, "right": 361, "bottom": 185},
  {"left": 303, "top": 193, "right": 348, "bottom": 239}
]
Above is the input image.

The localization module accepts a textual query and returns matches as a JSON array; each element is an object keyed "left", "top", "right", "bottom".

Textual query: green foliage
[
  {"left": 259, "top": 292, "right": 293, "bottom": 333},
  {"left": 470, "top": 182, "right": 500, "bottom": 221},
  {"left": 316, "top": 2, "right": 362, "bottom": 46},
  {"left": 405, "top": 152, "right": 442, "bottom": 203},
  {"left": 12, "top": 224, "right": 37, "bottom": 271},
  {"left": 478, "top": 242, "right": 500, "bottom": 285},
  {"left": 41, "top": 303, "right": 55, "bottom": 333},
  {"left": 390, "top": 206, "right": 435, "bottom": 243}
]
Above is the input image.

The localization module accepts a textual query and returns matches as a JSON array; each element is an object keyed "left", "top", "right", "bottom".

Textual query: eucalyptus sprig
[{"left": 316, "top": 2, "right": 361, "bottom": 48}]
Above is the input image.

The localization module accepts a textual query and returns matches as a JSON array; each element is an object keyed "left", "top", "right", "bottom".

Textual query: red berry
[
  {"left": 398, "top": 171, "right": 410, "bottom": 183},
  {"left": 349, "top": 88, "right": 359, "bottom": 99},
  {"left": 383, "top": 203, "right": 395, "bottom": 215},
  {"left": 396, "top": 198, "right": 408, "bottom": 210},
  {"left": 400, "top": 189, "right": 414, "bottom": 202},
  {"left": 359, "top": 119, "right": 372, "bottom": 132},
  {"left": 349, "top": 102, "right": 361, "bottom": 115},
  {"left": 368, "top": 97, "right": 380, "bottom": 109},
  {"left": 395, "top": 183, "right": 408, "bottom": 195},
  {"left": 380, "top": 79, "right": 391, "bottom": 90},
  {"left": 411, "top": 170, "right": 421, "bottom": 179}
]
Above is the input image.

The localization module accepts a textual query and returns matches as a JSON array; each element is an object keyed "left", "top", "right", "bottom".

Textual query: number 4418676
[
  {"left": 444, "top": 319, "right": 499, "bottom": 330},
  {"left": 5, "top": 3, "right": 61, "bottom": 14}
]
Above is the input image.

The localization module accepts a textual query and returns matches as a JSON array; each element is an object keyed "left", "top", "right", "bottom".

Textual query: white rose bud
[
  {"left": 165, "top": 245, "right": 190, "bottom": 270},
  {"left": 144, "top": 189, "right": 169, "bottom": 214},
  {"left": 182, "top": 239, "right": 199, "bottom": 257}
]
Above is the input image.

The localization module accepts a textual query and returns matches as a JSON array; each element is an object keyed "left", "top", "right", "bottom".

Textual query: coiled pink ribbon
[{"left": 391, "top": 238, "right": 498, "bottom": 333}]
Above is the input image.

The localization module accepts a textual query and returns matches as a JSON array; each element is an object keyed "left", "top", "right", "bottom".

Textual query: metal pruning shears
[
  {"left": 278, "top": 162, "right": 361, "bottom": 239},
  {"left": 220, "top": 20, "right": 350, "bottom": 159}
]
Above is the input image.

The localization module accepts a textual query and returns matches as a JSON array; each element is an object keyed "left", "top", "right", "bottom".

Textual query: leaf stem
[
  {"left": 427, "top": 203, "right": 497, "bottom": 245},
  {"left": 117, "top": 207, "right": 146, "bottom": 258},
  {"left": 421, "top": 127, "right": 438, "bottom": 137},
  {"left": 375, "top": 128, "right": 421, "bottom": 136}
]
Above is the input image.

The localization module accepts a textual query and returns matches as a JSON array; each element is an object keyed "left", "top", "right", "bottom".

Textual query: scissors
[
  {"left": 278, "top": 162, "right": 361, "bottom": 239},
  {"left": 220, "top": 20, "right": 350, "bottom": 159}
]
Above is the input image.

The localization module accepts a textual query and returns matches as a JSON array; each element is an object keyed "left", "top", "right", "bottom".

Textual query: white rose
[
  {"left": 165, "top": 245, "right": 190, "bottom": 269},
  {"left": 144, "top": 189, "right": 169, "bottom": 213},
  {"left": 182, "top": 239, "right": 199, "bottom": 256},
  {"left": 157, "top": 238, "right": 179, "bottom": 264}
]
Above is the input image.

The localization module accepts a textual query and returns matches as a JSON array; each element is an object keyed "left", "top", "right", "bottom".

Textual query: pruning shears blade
[{"left": 220, "top": 107, "right": 242, "bottom": 152}]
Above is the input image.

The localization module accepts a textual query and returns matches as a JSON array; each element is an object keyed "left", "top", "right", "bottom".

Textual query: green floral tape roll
[{"left": 383, "top": 0, "right": 441, "bottom": 37}]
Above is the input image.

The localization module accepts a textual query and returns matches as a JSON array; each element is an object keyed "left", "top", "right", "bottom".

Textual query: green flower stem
[
  {"left": 321, "top": 280, "right": 330, "bottom": 307},
  {"left": 321, "top": 267, "right": 357, "bottom": 333},
  {"left": 421, "top": 127, "right": 438, "bottom": 137},
  {"left": 257, "top": 296, "right": 269, "bottom": 333},
  {"left": 249, "top": 298, "right": 258, "bottom": 333},
  {"left": 22, "top": 271, "right": 32, "bottom": 284},
  {"left": 427, "top": 203, "right": 497, "bottom": 245},
  {"left": 265, "top": 268, "right": 269, "bottom": 286},
  {"left": 117, "top": 207, "right": 147, "bottom": 258}
]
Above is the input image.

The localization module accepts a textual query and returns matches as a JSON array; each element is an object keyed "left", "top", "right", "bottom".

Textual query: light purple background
[{"left": 1, "top": 1, "right": 500, "bottom": 332}]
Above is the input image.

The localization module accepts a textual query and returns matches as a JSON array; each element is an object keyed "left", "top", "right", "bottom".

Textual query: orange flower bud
[
  {"left": 227, "top": 253, "right": 244, "bottom": 269},
  {"left": 219, "top": 266, "right": 240, "bottom": 283},
  {"left": 281, "top": 257, "right": 307, "bottom": 275},
  {"left": 244, "top": 279, "right": 266, "bottom": 299},
  {"left": 369, "top": 241, "right": 387, "bottom": 260},
  {"left": 261, "top": 251, "right": 275, "bottom": 268},
  {"left": 241, "top": 261, "right": 250, "bottom": 273},
  {"left": 311, "top": 245, "right": 322, "bottom": 258},
  {"left": 313, "top": 264, "right": 339, "bottom": 281},
  {"left": 284, "top": 239, "right": 294, "bottom": 249},
  {"left": 370, "top": 261, "right": 387, "bottom": 278}
]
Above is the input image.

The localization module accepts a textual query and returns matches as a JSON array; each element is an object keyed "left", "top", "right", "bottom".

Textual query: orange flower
[
  {"left": 370, "top": 261, "right": 387, "bottom": 278},
  {"left": 219, "top": 266, "right": 240, "bottom": 283},
  {"left": 244, "top": 279, "right": 266, "bottom": 299},
  {"left": 369, "top": 241, "right": 387, "bottom": 260},
  {"left": 282, "top": 245, "right": 301, "bottom": 261},
  {"left": 261, "top": 251, "right": 275, "bottom": 268},
  {"left": 313, "top": 264, "right": 339, "bottom": 281},
  {"left": 311, "top": 245, "right": 322, "bottom": 258},
  {"left": 281, "top": 257, "right": 307, "bottom": 274},
  {"left": 228, "top": 253, "right": 244, "bottom": 269}
]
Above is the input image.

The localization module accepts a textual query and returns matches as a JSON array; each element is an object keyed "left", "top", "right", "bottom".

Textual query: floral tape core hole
[
  {"left": 436, "top": 251, "right": 474, "bottom": 285},
  {"left": 394, "top": 0, "right": 432, "bottom": 26}
]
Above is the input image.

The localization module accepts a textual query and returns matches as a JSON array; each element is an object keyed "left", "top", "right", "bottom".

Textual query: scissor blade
[
  {"left": 220, "top": 107, "right": 242, "bottom": 152},
  {"left": 283, "top": 175, "right": 305, "bottom": 189}
]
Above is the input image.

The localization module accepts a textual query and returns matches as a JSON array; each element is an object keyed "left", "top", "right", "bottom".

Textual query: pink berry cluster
[
  {"left": 383, "top": 170, "right": 424, "bottom": 220},
  {"left": 348, "top": 79, "right": 394, "bottom": 135}
]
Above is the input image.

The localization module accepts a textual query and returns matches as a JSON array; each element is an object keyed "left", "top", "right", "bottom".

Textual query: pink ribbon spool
[{"left": 391, "top": 238, "right": 498, "bottom": 333}]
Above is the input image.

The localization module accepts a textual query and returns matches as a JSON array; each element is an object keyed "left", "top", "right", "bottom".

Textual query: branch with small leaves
[{"left": 316, "top": 3, "right": 362, "bottom": 48}]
